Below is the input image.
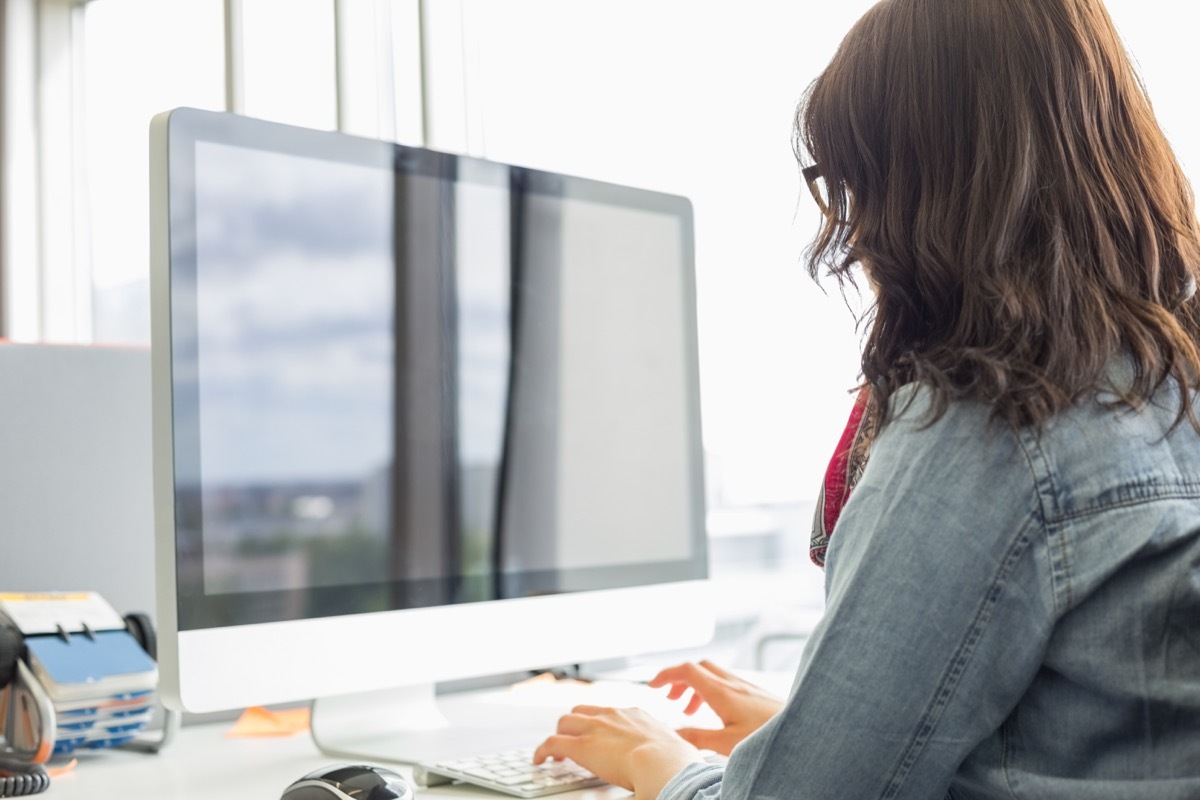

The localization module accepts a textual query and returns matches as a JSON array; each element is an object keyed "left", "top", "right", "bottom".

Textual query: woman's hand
[
  {"left": 649, "top": 660, "right": 785, "bottom": 755},
  {"left": 533, "top": 704, "right": 703, "bottom": 800}
]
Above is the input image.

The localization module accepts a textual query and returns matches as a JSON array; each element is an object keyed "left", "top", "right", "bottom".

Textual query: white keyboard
[{"left": 413, "top": 748, "right": 606, "bottom": 797}]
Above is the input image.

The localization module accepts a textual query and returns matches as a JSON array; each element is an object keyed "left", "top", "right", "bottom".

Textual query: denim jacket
[{"left": 662, "top": 377, "right": 1200, "bottom": 799}]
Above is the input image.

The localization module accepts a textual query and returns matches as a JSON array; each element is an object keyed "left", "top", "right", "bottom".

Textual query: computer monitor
[{"left": 149, "top": 107, "right": 712, "bottom": 762}]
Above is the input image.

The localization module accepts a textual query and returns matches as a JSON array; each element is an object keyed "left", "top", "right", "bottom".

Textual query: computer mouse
[{"left": 281, "top": 763, "right": 415, "bottom": 800}]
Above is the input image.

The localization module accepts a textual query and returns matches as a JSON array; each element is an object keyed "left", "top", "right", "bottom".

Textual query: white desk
[
  {"left": 43, "top": 712, "right": 635, "bottom": 800},
  {"left": 42, "top": 676, "right": 801, "bottom": 800},
  {"left": 43, "top": 717, "right": 636, "bottom": 800},
  {"left": 38, "top": 675, "right": 799, "bottom": 800}
]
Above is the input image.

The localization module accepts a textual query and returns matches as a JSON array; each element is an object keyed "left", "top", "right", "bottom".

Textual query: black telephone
[
  {"left": 0, "top": 624, "right": 47, "bottom": 797},
  {"left": 0, "top": 758, "right": 49, "bottom": 798}
]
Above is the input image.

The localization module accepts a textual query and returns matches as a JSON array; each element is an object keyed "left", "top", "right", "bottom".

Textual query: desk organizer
[{"left": 0, "top": 592, "right": 176, "bottom": 762}]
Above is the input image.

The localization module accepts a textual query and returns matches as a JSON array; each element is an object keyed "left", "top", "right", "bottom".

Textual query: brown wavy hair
[{"left": 796, "top": 0, "right": 1200, "bottom": 432}]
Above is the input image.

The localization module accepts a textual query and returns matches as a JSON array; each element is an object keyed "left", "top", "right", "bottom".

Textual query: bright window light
[{"left": 82, "top": 0, "right": 224, "bottom": 343}]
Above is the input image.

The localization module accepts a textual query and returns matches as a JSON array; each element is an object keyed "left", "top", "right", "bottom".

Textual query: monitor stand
[{"left": 309, "top": 682, "right": 561, "bottom": 766}]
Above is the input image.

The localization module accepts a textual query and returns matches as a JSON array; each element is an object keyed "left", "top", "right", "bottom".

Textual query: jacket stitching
[
  {"left": 1015, "top": 428, "right": 1073, "bottom": 612},
  {"left": 1050, "top": 481, "right": 1200, "bottom": 524}
]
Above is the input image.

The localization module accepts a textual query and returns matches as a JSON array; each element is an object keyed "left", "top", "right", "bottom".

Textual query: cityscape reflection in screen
[{"left": 171, "top": 135, "right": 702, "bottom": 629}]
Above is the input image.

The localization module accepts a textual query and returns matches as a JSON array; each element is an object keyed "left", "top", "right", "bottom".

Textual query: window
[
  {"left": 422, "top": 1, "right": 880, "bottom": 618},
  {"left": 84, "top": 0, "right": 224, "bottom": 343},
  {"left": 6, "top": 0, "right": 1199, "bottom": 638},
  {"left": 16, "top": 0, "right": 421, "bottom": 344},
  {"left": 1106, "top": 2, "right": 1200, "bottom": 183}
]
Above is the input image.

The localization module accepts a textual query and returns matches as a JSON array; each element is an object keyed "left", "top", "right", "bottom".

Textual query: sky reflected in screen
[
  {"left": 182, "top": 137, "right": 699, "bottom": 608},
  {"left": 192, "top": 142, "right": 396, "bottom": 595}
]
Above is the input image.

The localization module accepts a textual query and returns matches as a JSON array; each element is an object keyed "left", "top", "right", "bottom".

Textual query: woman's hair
[{"left": 796, "top": 0, "right": 1200, "bottom": 432}]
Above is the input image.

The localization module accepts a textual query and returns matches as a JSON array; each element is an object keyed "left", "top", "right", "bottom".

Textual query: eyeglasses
[{"left": 802, "top": 163, "right": 835, "bottom": 220}]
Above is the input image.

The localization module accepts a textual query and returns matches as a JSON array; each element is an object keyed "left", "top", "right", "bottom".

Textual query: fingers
[
  {"left": 536, "top": 706, "right": 615, "bottom": 763},
  {"left": 650, "top": 669, "right": 705, "bottom": 713},
  {"left": 647, "top": 662, "right": 692, "bottom": 688},
  {"left": 533, "top": 734, "right": 582, "bottom": 765},
  {"left": 651, "top": 662, "right": 725, "bottom": 693},
  {"left": 649, "top": 662, "right": 730, "bottom": 713},
  {"left": 554, "top": 712, "right": 592, "bottom": 736},
  {"left": 648, "top": 669, "right": 689, "bottom": 702},
  {"left": 551, "top": 705, "right": 615, "bottom": 739}
]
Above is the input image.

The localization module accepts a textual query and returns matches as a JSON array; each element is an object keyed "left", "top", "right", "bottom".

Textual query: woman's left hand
[{"left": 533, "top": 704, "right": 705, "bottom": 800}]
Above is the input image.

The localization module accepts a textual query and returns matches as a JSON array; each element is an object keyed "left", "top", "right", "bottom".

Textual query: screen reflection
[{"left": 178, "top": 141, "right": 698, "bottom": 626}]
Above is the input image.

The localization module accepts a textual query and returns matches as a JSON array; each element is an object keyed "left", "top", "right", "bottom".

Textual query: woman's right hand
[{"left": 648, "top": 660, "right": 784, "bottom": 755}]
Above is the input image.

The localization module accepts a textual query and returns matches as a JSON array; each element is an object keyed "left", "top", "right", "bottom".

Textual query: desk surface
[
  {"left": 40, "top": 674, "right": 797, "bottom": 800},
  {"left": 45, "top": 715, "right": 631, "bottom": 800}
]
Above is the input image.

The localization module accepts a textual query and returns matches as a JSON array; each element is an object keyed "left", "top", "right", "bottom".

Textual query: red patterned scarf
[{"left": 810, "top": 387, "right": 875, "bottom": 568}]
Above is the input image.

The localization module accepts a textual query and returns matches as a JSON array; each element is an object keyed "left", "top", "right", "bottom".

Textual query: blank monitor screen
[{"left": 157, "top": 109, "right": 707, "bottom": 639}]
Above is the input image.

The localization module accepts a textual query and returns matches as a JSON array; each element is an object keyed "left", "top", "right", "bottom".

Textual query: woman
[{"left": 534, "top": 0, "right": 1200, "bottom": 797}]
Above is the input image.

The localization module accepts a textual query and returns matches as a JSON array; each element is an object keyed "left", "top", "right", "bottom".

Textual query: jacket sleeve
[{"left": 661, "top": 388, "right": 1057, "bottom": 800}]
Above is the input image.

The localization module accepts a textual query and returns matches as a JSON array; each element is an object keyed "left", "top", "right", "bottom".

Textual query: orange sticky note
[{"left": 226, "top": 706, "right": 311, "bottom": 738}]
